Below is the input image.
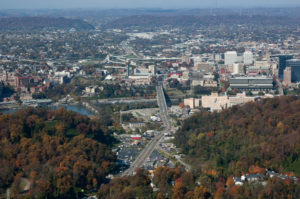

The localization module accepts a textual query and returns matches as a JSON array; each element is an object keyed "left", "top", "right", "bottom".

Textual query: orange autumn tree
[{"left": 249, "top": 165, "right": 266, "bottom": 174}]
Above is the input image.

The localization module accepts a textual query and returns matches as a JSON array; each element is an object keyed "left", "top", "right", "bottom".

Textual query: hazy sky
[{"left": 1, "top": 0, "right": 300, "bottom": 9}]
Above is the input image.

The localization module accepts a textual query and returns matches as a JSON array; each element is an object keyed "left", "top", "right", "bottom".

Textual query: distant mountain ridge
[
  {"left": 0, "top": 16, "right": 94, "bottom": 31},
  {"left": 1, "top": 8, "right": 300, "bottom": 18},
  {"left": 103, "top": 15, "right": 300, "bottom": 29}
]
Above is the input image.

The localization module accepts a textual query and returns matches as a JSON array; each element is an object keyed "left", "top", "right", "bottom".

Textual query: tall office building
[
  {"left": 270, "top": 54, "right": 293, "bottom": 78},
  {"left": 286, "top": 59, "right": 300, "bottom": 82},
  {"left": 225, "top": 51, "right": 238, "bottom": 65},
  {"left": 243, "top": 51, "right": 253, "bottom": 65}
]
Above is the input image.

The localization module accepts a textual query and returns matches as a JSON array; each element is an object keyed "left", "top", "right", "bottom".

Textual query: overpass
[{"left": 156, "top": 84, "right": 171, "bottom": 129}]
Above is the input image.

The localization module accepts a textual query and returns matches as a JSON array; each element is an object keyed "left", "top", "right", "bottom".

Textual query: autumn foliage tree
[
  {"left": 175, "top": 97, "right": 300, "bottom": 176},
  {"left": 0, "top": 107, "right": 117, "bottom": 198}
]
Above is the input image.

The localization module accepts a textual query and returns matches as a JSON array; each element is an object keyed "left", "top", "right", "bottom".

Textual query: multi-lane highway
[
  {"left": 121, "top": 132, "right": 164, "bottom": 176},
  {"left": 156, "top": 84, "right": 172, "bottom": 129},
  {"left": 120, "top": 84, "right": 171, "bottom": 176}
]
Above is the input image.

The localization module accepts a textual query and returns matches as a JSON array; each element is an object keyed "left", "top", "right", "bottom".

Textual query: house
[
  {"left": 266, "top": 170, "right": 278, "bottom": 178},
  {"left": 266, "top": 170, "right": 298, "bottom": 182},
  {"left": 150, "top": 116, "right": 160, "bottom": 122},
  {"left": 85, "top": 86, "right": 98, "bottom": 95},
  {"left": 233, "top": 177, "right": 244, "bottom": 186},
  {"left": 241, "top": 173, "right": 265, "bottom": 182},
  {"left": 129, "top": 122, "right": 145, "bottom": 130}
]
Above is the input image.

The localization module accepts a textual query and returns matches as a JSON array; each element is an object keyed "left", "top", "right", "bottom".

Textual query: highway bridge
[{"left": 156, "top": 84, "right": 172, "bottom": 129}]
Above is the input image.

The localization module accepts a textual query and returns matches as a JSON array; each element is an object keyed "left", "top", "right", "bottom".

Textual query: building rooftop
[{"left": 230, "top": 76, "right": 272, "bottom": 79}]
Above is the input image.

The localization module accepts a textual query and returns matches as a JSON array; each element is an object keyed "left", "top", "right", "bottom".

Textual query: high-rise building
[
  {"left": 270, "top": 54, "right": 293, "bottom": 78},
  {"left": 225, "top": 51, "right": 237, "bottom": 65},
  {"left": 283, "top": 67, "right": 292, "bottom": 86},
  {"left": 243, "top": 51, "right": 253, "bottom": 65},
  {"left": 286, "top": 59, "right": 300, "bottom": 82}
]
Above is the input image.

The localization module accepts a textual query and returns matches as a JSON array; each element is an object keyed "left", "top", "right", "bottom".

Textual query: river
[{"left": 0, "top": 104, "right": 94, "bottom": 117}]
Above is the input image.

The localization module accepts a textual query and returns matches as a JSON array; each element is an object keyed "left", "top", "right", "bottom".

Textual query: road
[
  {"left": 155, "top": 84, "right": 191, "bottom": 171},
  {"left": 121, "top": 133, "right": 164, "bottom": 176},
  {"left": 93, "top": 98, "right": 156, "bottom": 104},
  {"left": 157, "top": 145, "right": 191, "bottom": 171},
  {"left": 120, "top": 84, "right": 191, "bottom": 176},
  {"left": 120, "top": 39, "right": 140, "bottom": 57},
  {"left": 120, "top": 84, "right": 171, "bottom": 176},
  {"left": 156, "top": 85, "right": 172, "bottom": 129}
]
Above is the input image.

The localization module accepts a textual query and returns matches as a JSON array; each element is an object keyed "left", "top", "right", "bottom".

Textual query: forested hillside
[
  {"left": 97, "top": 166, "right": 300, "bottom": 199},
  {"left": 175, "top": 96, "right": 300, "bottom": 176},
  {"left": 103, "top": 15, "right": 300, "bottom": 29},
  {"left": 96, "top": 96, "right": 300, "bottom": 199},
  {"left": 0, "top": 108, "right": 116, "bottom": 198},
  {"left": 0, "top": 17, "right": 94, "bottom": 31},
  {"left": 1, "top": 97, "right": 299, "bottom": 198}
]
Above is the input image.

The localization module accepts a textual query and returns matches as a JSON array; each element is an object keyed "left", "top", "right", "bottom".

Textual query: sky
[{"left": 1, "top": 0, "right": 300, "bottom": 9}]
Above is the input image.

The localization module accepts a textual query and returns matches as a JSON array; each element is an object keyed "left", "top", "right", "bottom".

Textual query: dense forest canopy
[
  {"left": 0, "top": 108, "right": 116, "bottom": 198},
  {"left": 1, "top": 97, "right": 300, "bottom": 198},
  {"left": 97, "top": 166, "right": 300, "bottom": 199},
  {"left": 175, "top": 96, "right": 300, "bottom": 176}
]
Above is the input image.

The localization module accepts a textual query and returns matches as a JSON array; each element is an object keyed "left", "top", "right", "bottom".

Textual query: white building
[
  {"left": 243, "top": 51, "right": 253, "bottom": 65},
  {"left": 184, "top": 98, "right": 200, "bottom": 109},
  {"left": 54, "top": 71, "right": 71, "bottom": 78},
  {"left": 233, "top": 63, "right": 244, "bottom": 74},
  {"left": 233, "top": 63, "right": 239, "bottom": 74},
  {"left": 85, "top": 86, "right": 98, "bottom": 94},
  {"left": 225, "top": 51, "right": 238, "bottom": 65},
  {"left": 201, "top": 92, "right": 257, "bottom": 112},
  {"left": 148, "top": 65, "right": 156, "bottom": 75}
]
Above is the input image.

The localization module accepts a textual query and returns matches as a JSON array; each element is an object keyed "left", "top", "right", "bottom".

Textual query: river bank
[{"left": 0, "top": 103, "right": 95, "bottom": 117}]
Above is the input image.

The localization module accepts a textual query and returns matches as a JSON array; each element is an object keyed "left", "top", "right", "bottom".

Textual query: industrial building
[{"left": 229, "top": 77, "right": 273, "bottom": 91}]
